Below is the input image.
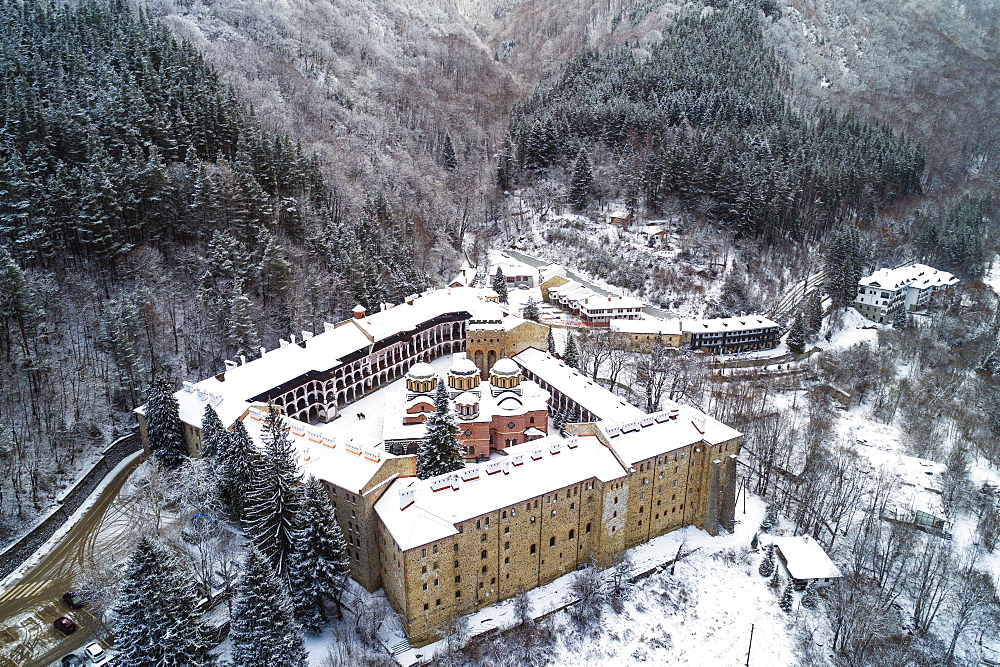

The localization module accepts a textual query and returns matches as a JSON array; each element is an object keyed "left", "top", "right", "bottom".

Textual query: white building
[
  {"left": 854, "top": 263, "right": 958, "bottom": 323},
  {"left": 771, "top": 535, "right": 842, "bottom": 588}
]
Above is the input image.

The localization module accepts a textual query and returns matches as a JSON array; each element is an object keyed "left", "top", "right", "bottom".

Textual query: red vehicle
[{"left": 53, "top": 616, "right": 77, "bottom": 635}]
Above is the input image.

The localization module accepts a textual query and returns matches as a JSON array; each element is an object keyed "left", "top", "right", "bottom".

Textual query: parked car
[
  {"left": 53, "top": 616, "right": 76, "bottom": 635},
  {"left": 60, "top": 655, "right": 85, "bottom": 667},
  {"left": 84, "top": 641, "right": 111, "bottom": 665},
  {"left": 62, "top": 591, "right": 85, "bottom": 609}
]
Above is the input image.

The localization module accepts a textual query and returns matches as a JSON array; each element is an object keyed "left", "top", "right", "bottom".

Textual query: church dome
[
  {"left": 406, "top": 362, "right": 436, "bottom": 380},
  {"left": 454, "top": 391, "right": 479, "bottom": 406},
  {"left": 491, "top": 358, "right": 520, "bottom": 376},
  {"left": 450, "top": 357, "right": 479, "bottom": 376}
]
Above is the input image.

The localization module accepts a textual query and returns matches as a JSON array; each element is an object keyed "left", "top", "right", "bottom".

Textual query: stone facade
[{"left": 465, "top": 319, "right": 549, "bottom": 379}]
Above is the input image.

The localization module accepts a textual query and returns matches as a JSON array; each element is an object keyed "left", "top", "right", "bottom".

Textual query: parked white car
[{"left": 84, "top": 642, "right": 111, "bottom": 665}]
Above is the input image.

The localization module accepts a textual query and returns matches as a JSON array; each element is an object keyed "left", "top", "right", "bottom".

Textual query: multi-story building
[
  {"left": 544, "top": 278, "right": 644, "bottom": 325},
  {"left": 374, "top": 406, "right": 740, "bottom": 645},
  {"left": 610, "top": 317, "right": 684, "bottom": 349},
  {"left": 384, "top": 358, "right": 549, "bottom": 459},
  {"left": 854, "top": 263, "right": 958, "bottom": 323},
  {"left": 681, "top": 315, "right": 780, "bottom": 354}
]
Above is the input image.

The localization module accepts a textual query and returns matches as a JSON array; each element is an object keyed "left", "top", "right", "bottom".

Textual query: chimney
[
  {"left": 290, "top": 334, "right": 297, "bottom": 345},
  {"left": 224, "top": 360, "right": 238, "bottom": 371},
  {"left": 353, "top": 304, "right": 367, "bottom": 319},
  {"left": 279, "top": 339, "right": 290, "bottom": 348},
  {"left": 406, "top": 295, "right": 417, "bottom": 306},
  {"left": 323, "top": 322, "right": 336, "bottom": 333},
  {"left": 239, "top": 355, "right": 247, "bottom": 365},
  {"left": 302, "top": 330, "right": 314, "bottom": 340},
  {"left": 259, "top": 346, "right": 267, "bottom": 357},
  {"left": 399, "top": 486, "right": 415, "bottom": 510},
  {"left": 182, "top": 381, "right": 195, "bottom": 393}
]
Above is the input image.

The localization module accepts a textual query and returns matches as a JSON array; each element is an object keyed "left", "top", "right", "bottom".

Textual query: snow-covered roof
[
  {"left": 550, "top": 281, "right": 597, "bottom": 304},
  {"left": 159, "top": 287, "right": 500, "bottom": 431},
  {"left": 513, "top": 348, "right": 645, "bottom": 423},
  {"left": 682, "top": 315, "right": 778, "bottom": 334},
  {"left": 375, "top": 434, "right": 628, "bottom": 550},
  {"left": 450, "top": 357, "right": 479, "bottom": 375},
  {"left": 539, "top": 264, "right": 567, "bottom": 284},
  {"left": 490, "top": 358, "right": 520, "bottom": 376},
  {"left": 772, "top": 535, "right": 842, "bottom": 580},
  {"left": 579, "top": 294, "right": 645, "bottom": 311},
  {"left": 524, "top": 426, "right": 546, "bottom": 437},
  {"left": 859, "top": 263, "right": 958, "bottom": 291},
  {"left": 407, "top": 362, "right": 436, "bottom": 380},
  {"left": 610, "top": 318, "right": 682, "bottom": 336},
  {"left": 238, "top": 407, "right": 398, "bottom": 495},
  {"left": 454, "top": 391, "right": 479, "bottom": 405},
  {"left": 598, "top": 404, "right": 741, "bottom": 466}
]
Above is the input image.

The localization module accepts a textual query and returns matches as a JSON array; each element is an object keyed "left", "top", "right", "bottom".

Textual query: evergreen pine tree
[
  {"left": 443, "top": 133, "right": 458, "bottom": 172},
  {"left": 114, "top": 538, "right": 215, "bottom": 666},
  {"left": 245, "top": 404, "right": 304, "bottom": 577},
  {"left": 893, "top": 308, "right": 909, "bottom": 329},
  {"left": 760, "top": 504, "right": 778, "bottom": 532},
  {"left": 226, "top": 277, "right": 259, "bottom": 358},
  {"left": 786, "top": 316, "right": 808, "bottom": 354},
  {"left": 769, "top": 568, "right": 782, "bottom": 591},
  {"left": 0, "top": 246, "right": 44, "bottom": 359},
  {"left": 758, "top": 543, "right": 775, "bottom": 578},
  {"left": 231, "top": 548, "right": 308, "bottom": 667},
  {"left": 564, "top": 334, "right": 579, "bottom": 369},
  {"left": 417, "top": 380, "right": 465, "bottom": 479},
  {"left": 750, "top": 532, "right": 760, "bottom": 550},
  {"left": 547, "top": 326, "right": 557, "bottom": 355},
  {"left": 522, "top": 296, "right": 540, "bottom": 322},
  {"left": 200, "top": 403, "right": 226, "bottom": 467},
  {"left": 802, "top": 581, "right": 818, "bottom": 609},
  {"left": 779, "top": 581, "right": 795, "bottom": 612},
  {"left": 144, "top": 378, "right": 188, "bottom": 468},
  {"left": 289, "top": 476, "right": 351, "bottom": 631},
  {"left": 569, "top": 148, "right": 593, "bottom": 210},
  {"left": 807, "top": 293, "right": 824, "bottom": 334},
  {"left": 824, "top": 225, "right": 867, "bottom": 308},
  {"left": 492, "top": 267, "right": 509, "bottom": 304},
  {"left": 219, "top": 419, "right": 259, "bottom": 524}
]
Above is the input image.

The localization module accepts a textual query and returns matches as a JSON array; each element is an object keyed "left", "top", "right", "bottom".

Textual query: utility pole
[{"left": 746, "top": 623, "right": 754, "bottom": 667}]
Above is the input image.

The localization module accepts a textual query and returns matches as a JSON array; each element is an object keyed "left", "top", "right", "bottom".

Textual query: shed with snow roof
[{"left": 771, "top": 535, "right": 842, "bottom": 588}]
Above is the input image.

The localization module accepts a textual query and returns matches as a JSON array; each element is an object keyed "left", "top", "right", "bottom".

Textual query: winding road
[{"left": 0, "top": 454, "right": 143, "bottom": 667}]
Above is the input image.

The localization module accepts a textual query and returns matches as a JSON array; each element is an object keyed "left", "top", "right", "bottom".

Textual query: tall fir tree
[
  {"left": 289, "top": 476, "right": 351, "bottom": 631},
  {"left": 806, "top": 292, "right": 824, "bottom": 335},
  {"left": 492, "top": 267, "right": 509, "bottom": 304},
  {"left": 245, "top": 404, "right": 304, "bottom": 576},
  {"left": 200, "top": 403, "right": 226, "bottom": 471},
  {"left": 144, "top": 378, "right": 188, "bottom": 468},
  {"left": 568, "top": 148, "right": 593, "bottom": 210},
  {"left": 758, "top": 543, "right": 775, "bottom": 577},
  {"left": 824, "top": 225, "right": 867, "bottom": 308},
  {"left": 231, "top": 548, "right": 308, "bottom": 667},
  {"left": 417, "top": 380, "right": 465, "bottom": 479},
  {"left": 0, "top": 246, "right": 44, "bottom": 359},
  {"left": 442, "top": 133, "right": 458, "bottom": 172},
  {"left": 114, "top": 538, "right": 215, "bottom": 666},
  {"left": 226, "top": 277, "right": 259, "bottom": 358},
  {"left": 564, "top": 334, "right": 579, "bottom": 369},
  {"left": 779, "top": 581, "right": 795, "bottom": 612},
  {"left": 219, "top": 419, "right": 258, "bottom": 524},
  {"left": 547, "top": 326, "right": 557, "bottom": 355},
  {"left": 522, "top": 296, "right": 540, "bottom": 321},
  {"left": 786, "top": 316, "right": 808, "bottom": 354}
]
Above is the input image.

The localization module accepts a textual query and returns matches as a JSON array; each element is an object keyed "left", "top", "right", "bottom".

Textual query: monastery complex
[{"left": 138, "top": 286, "right": 742, "bottom": 646}]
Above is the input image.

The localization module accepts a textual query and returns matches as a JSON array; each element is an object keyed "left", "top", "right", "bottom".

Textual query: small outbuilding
[{"left": 771, "top": 535, "right": 842, "bottom": 589}]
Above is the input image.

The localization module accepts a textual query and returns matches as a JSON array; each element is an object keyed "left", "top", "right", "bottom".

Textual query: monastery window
[
  {"left": 433, "top": 562, "right": 439, "bottom": 570},
  {"left": 612, "top": 511, "right": 617, "bottom": 518},
  {"left": 481, "top": 534, "right": 487, "bottom": 543},
  {"left": 586, "top": 523, "right": 591, "bottom": 534},
  {"left": 611, "top": 526, "right": 616, "bottom": 533},
  {"left": 588, "top": 496, "right": 593, "bottom": 505},
  {"left": 504, "top": 541, "right": 510, "bottom": 550},
  {"left": 504, "top": 557, "right": 509, "bottom": 564},
  {"left": 424, "top": 603, "right": 429, "bottom": 611},
  {"left": 502, "top": 511, "right": 507, "bottom": 519},
  {"left": 673, "top": 481, "right": 678, "bottom": 487},
  {"left": 570, "top": 503, "right": 575, "bottom": 510},
  {"left": 421, "top": 549, "right": 427, "bottom": 558},
  {"left": 555, "top": 493, "right": 559, "bottom": 501},
  {"left": 526, "top": 502, "right": 531, "bottom": 510},
  {"left": 481, "top": 550, "right": 488, "bottom": 559},
  {"left": 504, "top": 526, "right": 510, "bottom": 534},
  {"left": 434, "top": 579, "right": 439, "bottom": 587},
  {"left": 476, "top": 520, "right": 481, "bottom": 529},
  {"left": 458, "top": 526, "right": 464, "bottom": 533},
  {"left": 455, "top": 575, "right": 461, "bottom": 583},
  {"left": 672, "top": 494, "right": 676, "bottom": 501},
  {"left": 422, "top": 566, "right": 427, "bottom": 574},
  {"left": 674, "top": 466, "right": 679, "bottom": 473},
  {"left": 639, "top": 506, "right": 644, "bottom": 513},
  {"left": 569, "top": 529, "right": 575, "bottom": 540},
  {"left": 432, "top": 545, "right": 438, "bottom": 554},
  {"left": 455, "top": 591, "right": 462, "bottom": 598},
  {"left": 510, "top": 509, "right": 516, "bottom": 517},
  {"left": 454, "top": 560, "right": 459, "bottom": 568},
  {"left": 351, "top": 510, "right": 356, "bottom": 519},
  {"left": 491, "top": 577, "right": 496, "bottom": 585},
  {"left": 482, "top": 566, "right": 488, "bottom": 574},
  {"left": 680, "top": 504, "right": 684, "bottom": 510},
  {"left": 657, "top": 500, "right": 661, "bottom": 507},
  {"left": 454, "top": 544, "right": 459, "bottom": 552},
  {"left": 638, "top": 520, "right": 642, "bottom": 528},
  {"left": 530, "top": 517, "right": 536, "bottom": 524},
  {"left": 551, "top": 510, "right": 556, "bottom": 518},
  {"left": 436, "top": 599, "right": 441, "bottom": 607},
  {"left": 530, "top": 416, "right": 535, "bottom": 424},
  {"left": 530, "top": 544, "right": 537, "bottom": 555},
  {"left": 422, "top": 583, "right": 428, "bottom": 591},
  {"left": 640, "top": 493, "right": 645, "bottom": 501},
  {"left": 658, "top": 472, "right": 664, "bottom": 480},
  {"left": 614, "top": 496, "right": 618, "bottom": 504}
]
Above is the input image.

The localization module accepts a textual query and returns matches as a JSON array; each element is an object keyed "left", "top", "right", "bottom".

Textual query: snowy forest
[{"left": 3, "top": 0, "right": 1000, "bottom": 665}]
